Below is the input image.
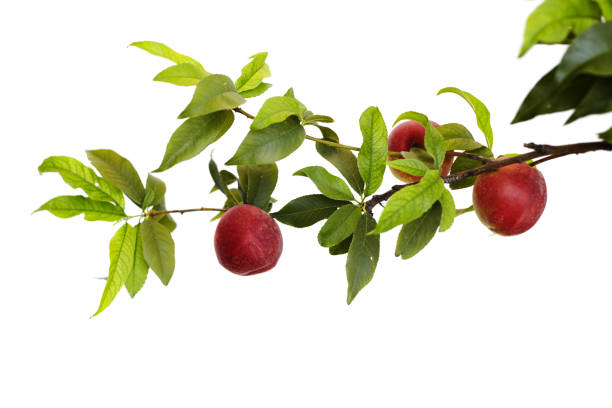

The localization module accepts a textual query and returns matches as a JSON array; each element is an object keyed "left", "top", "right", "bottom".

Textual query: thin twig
[
  {"left": 446, "top": 151, "right": 493, "bottom": 164},
  {"left": 147, "top": 207, "right": 227, "bottom": 218}
]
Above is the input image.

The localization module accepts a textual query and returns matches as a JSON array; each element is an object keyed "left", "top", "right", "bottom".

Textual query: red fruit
[
  {"left": 472, "top": 163, "right": 547, "bottom": 236},
  {"left": 388, "top": 120, "right": 454, "bottom": 183},
  {"left": 214, "top": 204, "right": 283, "bottom": 275}
]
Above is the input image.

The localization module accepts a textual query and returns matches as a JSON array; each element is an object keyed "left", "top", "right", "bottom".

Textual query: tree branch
[{"left": 147, "top": 206, "right": 227, "bottom": 218}]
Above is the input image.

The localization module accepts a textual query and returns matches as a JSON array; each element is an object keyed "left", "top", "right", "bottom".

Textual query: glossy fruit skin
[
  {"left": 388, "top": 120, "right": 454, "bottom": 183},
  {"left": 472, "top": 163, "right": 547, "bottom": 236},
  {"left": 214, "top": 204, "right": 283, "bottom": 275}
]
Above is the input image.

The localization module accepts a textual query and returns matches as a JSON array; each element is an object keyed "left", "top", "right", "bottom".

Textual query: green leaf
[
  {"left": 556, "top": 22, "right": 612, "bottom": 83},
  {"left": 438, "top": 189, "right": 455, "bottom": 232},
  {"left": 425, "top": 122, "right": 446, "bottom": 169},
  {"left": 141, "top": 218, "right": 175, "bottom": 286},
  {"left": 179, "top": 74, "right": 245, "bottom": 119},
  {"left": 371, "top": 170, "right": 445, "bottom": 234},
  {"left": 400, "top": 147, "right": 436, "bottom": 169},
  {"left": 226, "top": 117, "right": 306, "bottom": 165},
  {"left": 210, "top": 187, "right": 242, "bottom": 221},
  {"left": 519, "top": 0, "right": 602, "bottom": 57},
  {"left": 238, "top": 164, "right": 278, "bottom": 210},
  {"left": 599, "top": 125, "right": 612, "bottom": 143},
  {"left": 393, "top": 111, "right": 428, "bottom": 126},
  {"left": 449, "top": 146, "right": 494, "bottom": 189},
  {"left": 357, "top": 106, "right": 388, "bottom": 196},
  {"left": 130, "top": 41, "right": 206, "bottom": 73},
  {"left": 303, "top": 114, "right": 334, "bottom": 124},
  {"left": 151, "top": 198, "right": 177, "bottom": 232},
  {"left": 155, "top": 110, "right": 235, "bottom": 172},
  {"left": 210, "top": 170, "right": 237, "bottom": 193},
  {"left": 250, "top": 96, "right": 307, "bottom": 130},
  {"left": 318, "top": 204, "right": 362, "bottom": 247},
  {"left": 284, "top": 87, "right": 295, "bottom": 98},
  {"left": 38, "top": 156, "right": 124, "bottom": 208},
  {"left": 86, "top": 149, "right": 146, "bottom": 207},
  {"left": 294, "top": 166, "right": 355, "bottom": 201},
  {"left": 386, "top": 159, "right": 429, "bottom": 176},
  {"left": 271, "top": 194, "right": 349, "bottom": 228},
  {"left": 512, "top": 66, "right": 596, "bottom": 124},
  {"left": 92, "top": 223, "right": 136, "bottom": 316},
  {"left": 235, "top": 52, "right": 271, "bottom": 94},
  {"left": 153, "top": 63, "right": 206, "bottom": 86},
  {"left": 240, "top": 82, "right": 272, "bottom": 98},
  {"left": 35, "top": 195, "right": 125, "bottom": 221},
  {"left": 314, "top": 126, "right": 364, "bottom": 194},
  {"left": 329, "top": 235, "right": 352, "bottom": 255},
  {"left": 437, "top": 87, "right": 493, "bottom": 150},
  {"left": 346, "top": 214, "right": 380, "bottom": 304},
  {"left": 125, "top": 223, "right": 148, "bottom": 298},
  {"left": 566, "top": 77, "right": 612, "bottom": 123},
  {"left": 595, "top": 0, "right": 612, "bottom": 20},
  {"left": 142, "top": 174, "right": 166, "bottom": 208},
  {"left": 209, "top": 158, "right": 239, "bottom": 205},
  {"left": 395, "top": 202, "right": 441, "bottom": 260},
  {"left": 437, "top": 123, "right": 483, "bottom": 151}
]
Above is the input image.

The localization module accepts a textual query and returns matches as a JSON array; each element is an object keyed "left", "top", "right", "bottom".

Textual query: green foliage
[
  {"left": 131, "top": 41, "right": 206, "bottom": 71},
  {"left": 210, "top": 170, "right": 238, "bottom": 193},
  {"left": 346, "top": 214, "right": 379, "bottom": 304},
  {"left": 209, "top": 158, "right": 239, "bottom": 205},
  {"left": 438, "top": 189, "right": 456, "bottom": 232},
  {"left": 357, "top": 106, "right": 388, "bottom": 196},
  {"left": 329, "top": 235, "right": 352, "bottom": 256},
  {"left": 250, "top": 96, "right": 307, "bottom": 130},
  {"left": 294, "top": 166, "right": 355, "bottom": 201},
  {"left": 235, "top": 52, "right": 271, "bottom": 95},
  {"left": 142, "top": 174, "right": 166, "bottom": 209},
  {"left": 395, "top": 202, "right": 441, "bottom": 260},
  {"left": 393, "top": 111, "right": 428, "bottom": 126},
  {"left": 240, "top": 82, "right": 272, "bottom": 98},
  {"left": 437, "top": 87, "right": 493, "bottom": 150},
  {"left": 151, "top": 198, "right": 177, "bottom": 232},
  {"left": 449, "top": 146, "right": 494, "bottom": 189},
  {"left": 155, "top": 110, "right": 235, "bottom": 172},
  {"left": 141, "top": 218, "right": 175, "bottom": 286},
  {"left": 599, "top": 125, "right": 612, "bottom": 142},
  {"left": 317, "top": 204, "right": 362, "bottom": 247},
  {"left": 566, "top": 77, "right": 612, "bottom": 123},
  {"left": 38, "top": 156, "right": 125, "bottom": 208},
  {"left": 556, "top": 22, "right": 612, "bottom": 82},
  {"left": 596, "top": 0, "right": 612, "bottom": 19},
  {"left": 237, "top": 164, "right": 278, "bottom": 210},
  {"left": 438, "top": 124, "right": 483, "bottom": 151},
  {"left": 400, "top": 147, "right": 436, "bottom": 169},
  {"left": 314, "top": 126, "right": 364, "bottom": 194},
  {"left": 424, "top": 122, "right": 446, "bottom": 169},
  {"left": 303, "top": 114, "right": 334, "bottom": 125},
  {"left": 179, "top": 74, "right": 245, "bottom": 119},
  {"left": 153, "top": 63, "right": 207, "bottom": 86},
  {"left": 271, "top": 194, "right": 349, "bottom": 228},
  {"left": 92, "top": 223, "right": 137, "bottom": 317},
  {"left": 386, "top": 159, "right": 428, "bottom": 177},
  {"left": 371, "top": 170, "right": 445, "bottom": 234},
  {"left": 35, "top": 195, "right": 126, "bottom": 221},
  {"left": 86, "top": 149, "right": 146, "bottom": 207},
  {"left": 226, "top": 117, "right": 306, "bottom": 165},
  {"left": 125, "top": 223, "right": 149, "bottom": 298}
]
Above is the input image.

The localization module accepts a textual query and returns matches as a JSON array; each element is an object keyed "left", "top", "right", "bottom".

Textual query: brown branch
[
  {"left": 446, "top": 151, "right": 493, "bottom": 164},
  {"left": 147, "top": 206, "right": 227, "bottom": 218}
]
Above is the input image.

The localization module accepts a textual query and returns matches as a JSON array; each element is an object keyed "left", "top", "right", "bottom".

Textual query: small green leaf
[
  {"left": 393, "top": 111, "right": 428, "bottom": 126},
  {"left": 226, "top": 117, "right": 306, "bottom": 165},
  {"left": 358, "top": 106, "right": 388, "bottom": 196},
  {"left": 599, "top": 126, "right": 612, "bottom": 143},
  {"left": 142, "top": 174, "right": 166, "bottom": 208},
  {"left": 151, "top": 198, "right": 177, "bottom": 232},
  {"left": 238, "top": 164, "right": 278, "bottom": 210},
  {"left": 125, "top": 223, "right": 148, "bottom": 298},
  {"left": 284, "top": 87, "right": 295, "bottom": 98},
  {"left": 449, "top": 146, "right": 494, "bottom": 189},
  {"left": 438, "top": 189, "right": 455, "bottom": 232},
  {"left": 318, "top": 204, "right": 362, "bottom": 247},
  {"left": 314, "top": 126, "right": 364, "bottom": 194},
  {"left": 437, "top": 87, "right": 493, "bottom": 150},
  {"left": 294, "top": 166, "right": 355, "bottom": 201},
  {"left": 141, "top": 218, "right": 175, "bottom": 286},
  {"left": 395, "top": 202, "right": 441, "bottom": 260},
  {"left": 346, "top": 214, "right": 380, "bottom": 304},
  {"left": 566, "top": 77, "right": 612, "bottom": 123},
  {"left": 92, "top": 223, "right": 136, "bottom": 316},
  {"left": 155, "top": 110, "right": 234, "bottom": 172},
  {"left": 86, "top": 149, "right": 146, "bottom": 207},
  {"left": 271, "top": 194, "right": 349, "bottom": 228},
  {"left": 400, "top": 147, "right": 436, "bottom": 169},
  {"left": 371, "top": 170, "right": 445, "bottom": 234},
  {"left": 130, "top": 41, "right": 206, "bottom": 73},
  {"left": 153, "top": 63, "right": 206, "bottom": 86},
  {"left": 209, "top": 158, "right": 239, "bottom": 205},
  {"left": 519, "top": 0, "right": 601, "bottom": 57},
  {"left": 235, "top": 52, "right": 271, "bottom": 94},
  {"left": 210, "top": 170, "right": 237, "bottom": 193},
  {"left": 303, "top": 114, "right": 334, "bottom": 124},
  {"left": 38, "top": 156, "right": 124, "bottom": 208},
  {"left": 240, "top": 82, "right": 272, "bottom": 98},
  {"left": 35, "top": 195, "right": 126, "bottom": 221},
  {"left": 424, "top": 122, "right": 446, "bottom": 169},
  {"left": 250, "top": 96, "right": 307, "bottom": 130},
  {"left": 556, "top": 22, "right": 612, "bottom": 83},
  {"left": 438, "top": 124, "right": 483, "bottom": 151},
  {"left": 179, "top": 74, "right": 245, "bottom": 119},
  {"left": 386, "top": 159, "right": 429, "bottom": 176}
]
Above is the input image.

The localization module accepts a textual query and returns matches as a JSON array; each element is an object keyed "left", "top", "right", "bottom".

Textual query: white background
[{"left": 2, "top": 1, "right": 612, "bottom": 407}]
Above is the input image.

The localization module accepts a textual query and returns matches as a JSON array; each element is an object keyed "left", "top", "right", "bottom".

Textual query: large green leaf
[
  {"left": 86, "top": 149, "right": 146, "bottom": 207},
  {"left": 437, "top": 87, "right": 493, "bottom": 150},
  {"left": 393, "top": 111, "right": 428, "bottom": 126},
  {"left": 130, "top": 41, "right": 207, "bottom": 73},
  {"left": 38, "top": 156, "right": 124, "bottom": 207},
  {"left": 318, "top": 204, "right": 362, "bottom": 247},
  {"left": 519, "top": 0, "right": 602, "bottom": 57},
  {"left": 35, "top": 195, "right": 125, "bottom": 221},
  {"left": 437, "top": 123, "right": 483, "bottom": 151},
  {"left": 142, "top": 174, "right": 166, "bottom": 209},
  {"left": 124, "top": 223, "right": 148, "bottom": 298},
  {"left": 395, "top": 202, "right": 441, "bottom": 260},
  {"left": 315, "top": 126, "right": 364, "bottom": 194},
  {"left": 566, "top": 77, "right": 612, "bottom": 123},
  {"left": 449, "top": 146, "right": 494, "bottom": 189},
  {"left": 179, "top": 74, "right": 245, "bottom": 119},
  {"left": 141, "top": 218, "right": 175, "bottom": 286},
  {"left": 226, "top": 117, "right": 306, "bottom": 165},
  {"left": 238, "top": 164, "right": 278, "bottom": 210},
  {"left": 438, "top": 189, "right": 456, "bottom": 232},
  {"left": 271, "top": 194, "right": 349, "bottom": 228},
  {"left": 92, "top": 223, "right": 136, "bottom": 317},
  {"left": 235, "top": 52, "right": 271, "bottom": 94},
  {"left": 357, "top": 106, "right": 388, "bottom": 196},
  {"left": 556, "top": 22, "right": 612, "bottom": 83},
  {"left": 371, "top": 170, "right": 445, "bottom": 234},
  {"left": 294, "top": 166, "right": 355, "bottom": 201},
  {"left": 346, "top": 214, "right": 380, "bottom": 304},
  {"left": 240, "top": 82, "right": 272, "bottom": 98},
  {"left": 154, "top": 110, "right": 234, "bottom": 172},
  {"left": 250, "top": 96, "right": 307, "bottom": 130},
  {"left": 153, "top": 63, "right": 206, "bottom": 86}
]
